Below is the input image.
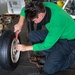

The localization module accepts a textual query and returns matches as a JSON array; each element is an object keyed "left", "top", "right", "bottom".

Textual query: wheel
[{"left": 0, "top": 30, "right": 21, "bottom": 70}]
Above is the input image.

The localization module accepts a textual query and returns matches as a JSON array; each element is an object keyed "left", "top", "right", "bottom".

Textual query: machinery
[
  {"left": 62, "top": 0, "right": 75, "bottom": 19},
  {"left": 50, "top": 0, "right": 75, "bottom": 19}
]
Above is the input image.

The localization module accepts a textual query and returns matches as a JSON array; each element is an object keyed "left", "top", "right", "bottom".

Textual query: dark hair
[{"left": 25, "top": 1, "right": 46, "bottom": 21}]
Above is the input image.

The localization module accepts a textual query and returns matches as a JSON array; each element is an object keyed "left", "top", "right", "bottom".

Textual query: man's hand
[
  {"left": 15, "top": 44, "right": 33, "bottom": 52},
  {"left": 14, "top": 16, "right": 25, "bottom": 34},
  {"left": 14, "top": 23, "right": 22, "bottom": 34}
]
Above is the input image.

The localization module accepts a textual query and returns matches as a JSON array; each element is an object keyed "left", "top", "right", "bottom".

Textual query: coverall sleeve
[{"left": 33, "top": 17, "right": 67, "bottom": 51}]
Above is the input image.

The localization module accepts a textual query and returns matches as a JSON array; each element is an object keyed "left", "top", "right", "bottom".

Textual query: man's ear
[{"left": 38, "top": 13, "right": 43, "bottom": 18}]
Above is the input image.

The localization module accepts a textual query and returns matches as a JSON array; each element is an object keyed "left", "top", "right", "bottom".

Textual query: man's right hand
[
  {"left": 14, "top": 16, "right": 25, "bottom": 34},
  {"left": 14, "top": 23, "right": 22, "bottom": 34}
]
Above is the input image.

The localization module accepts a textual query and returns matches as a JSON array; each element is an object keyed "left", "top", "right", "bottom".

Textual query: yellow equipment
[{"left": 57, "top": 0, "right": 64, "bottom": 8}]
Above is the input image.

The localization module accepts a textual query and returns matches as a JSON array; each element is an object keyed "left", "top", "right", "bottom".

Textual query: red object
[{"left": 15, "top": 33, "right": 18, "bottom": 40}]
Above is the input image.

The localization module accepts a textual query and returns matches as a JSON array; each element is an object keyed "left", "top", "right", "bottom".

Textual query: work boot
[{"left": 37, "top": 57, "right": 46, "bottom": 65}]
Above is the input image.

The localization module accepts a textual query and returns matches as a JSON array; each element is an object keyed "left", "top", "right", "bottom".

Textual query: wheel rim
[{"left": 11, "top": 39, "right": 20, "bottom": 63}]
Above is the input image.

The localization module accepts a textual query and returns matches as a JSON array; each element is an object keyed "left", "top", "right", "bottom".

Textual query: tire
[{"left": 0, "top": 30, "right": 21, "bottom": 70}]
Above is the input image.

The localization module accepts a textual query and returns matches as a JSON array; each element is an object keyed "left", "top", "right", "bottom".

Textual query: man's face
[{"left": 32, "top": 13, "right": 45, "bottom": 24}]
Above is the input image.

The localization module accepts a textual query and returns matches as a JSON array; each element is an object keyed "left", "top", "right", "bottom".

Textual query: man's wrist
[{"left": 26, "top": 45, "right": 33, "bottom": 51}]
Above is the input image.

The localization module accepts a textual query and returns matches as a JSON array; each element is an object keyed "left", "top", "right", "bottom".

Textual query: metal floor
[{"left": 0, "top": 17, "right": 75, "bottom": 75}]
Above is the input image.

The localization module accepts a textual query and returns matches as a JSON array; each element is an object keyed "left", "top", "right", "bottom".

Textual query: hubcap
[{"left": 11, "top": 39, "right": 20, "bottom": 63}]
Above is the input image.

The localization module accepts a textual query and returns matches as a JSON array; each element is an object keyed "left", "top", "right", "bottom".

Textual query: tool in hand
[{"left": 15, "top": 32, "right": 18, "bottom": 40}]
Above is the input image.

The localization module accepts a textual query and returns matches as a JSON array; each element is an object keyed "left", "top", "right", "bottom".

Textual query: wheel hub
[{"left": 11, "top": 39, "right": 20, "bottom": 63}]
